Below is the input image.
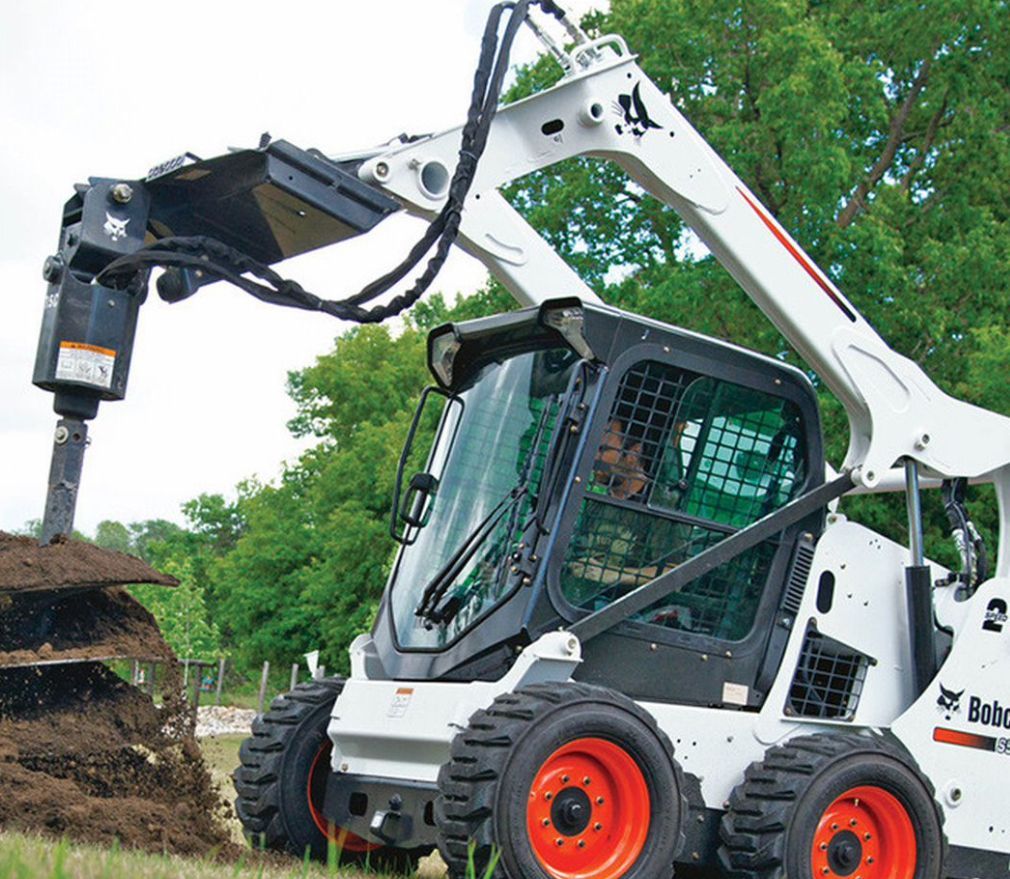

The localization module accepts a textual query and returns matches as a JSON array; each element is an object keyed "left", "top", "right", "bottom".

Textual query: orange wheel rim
[
  {"left": 811, "top": 785, "right": 916, "bottom": 879},
  {"left": 307, "top": 741, "right": 380, "bottom": 854},
  {"left": 526, "top": 737, "right": 650, "bottom": 879}
]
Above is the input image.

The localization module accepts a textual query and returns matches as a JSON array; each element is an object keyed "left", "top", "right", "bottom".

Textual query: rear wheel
[
  {"left": 435, "top": 682, "right": 686, "bottom": 879},
  {"left": 233, "top": 678, "right": 425, "bottom": 872},
  {"left": 719, "top": 733, "right": 944, "bottom": 879}
]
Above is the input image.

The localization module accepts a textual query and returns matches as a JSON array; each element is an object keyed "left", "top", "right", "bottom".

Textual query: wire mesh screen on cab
[{"left": 561, "top": 360, "right": 807, "bottom": 641}]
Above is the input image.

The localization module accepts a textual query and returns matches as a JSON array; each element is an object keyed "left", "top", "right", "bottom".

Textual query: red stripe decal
[
  {"left": 736, "top": 186, "right": 856, "bottom": 322},
  {"left": 933, "top": 727, "right": 997, "bottom": 751}
]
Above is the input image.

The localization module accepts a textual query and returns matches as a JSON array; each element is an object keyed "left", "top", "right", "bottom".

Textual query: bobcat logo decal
[
  {"left": 103, "top": 212, "right": 130, "bottom": 242},
  {"left": 937, "top": 684, "right": 964, "bottom": 721},
  {"left": 614, "top": 82, "right": 662, "bottom": 139}
]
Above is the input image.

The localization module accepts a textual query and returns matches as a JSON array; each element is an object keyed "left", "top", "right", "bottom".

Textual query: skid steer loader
[{"left": 27, "top": 2, "right": 1010, "bottom": 877}]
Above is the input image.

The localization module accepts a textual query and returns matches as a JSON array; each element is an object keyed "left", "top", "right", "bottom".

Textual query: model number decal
[
  {"left": 147, "top": 153, "right": 195, "bottom": 181},
  {"left": 983, "top": 598, "right": 1008, "bottom": 633}
]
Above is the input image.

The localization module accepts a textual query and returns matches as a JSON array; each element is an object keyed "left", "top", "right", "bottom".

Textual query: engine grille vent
[
  {"left": 787, "top": 624, "right": 872, "bottom": 720},
  {"left": 781, "top": 538, "right": 816, "bottom": 615}
]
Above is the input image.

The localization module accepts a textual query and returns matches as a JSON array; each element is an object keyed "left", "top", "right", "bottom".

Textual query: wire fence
[{"left": 129, "top": 657, "right": 328, "bottom": 713}]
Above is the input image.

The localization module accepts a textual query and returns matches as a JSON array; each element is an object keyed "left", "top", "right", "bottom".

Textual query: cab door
[{"left": 548, "top": 345, "right": 823, "bottom": 708}]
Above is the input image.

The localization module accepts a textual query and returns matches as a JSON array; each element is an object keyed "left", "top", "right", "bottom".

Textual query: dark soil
[
  {"left": 0, "top": 531, "right": 178, "bottom": 593},
  {"left": 0, "top": 534, "right": 237, "bottom": 858},
  {"left": 0, "top": 587, "right": 175, "bottom": 668},
  {"left": 0, "top": 662, "right": 238, "bottom": 857}
]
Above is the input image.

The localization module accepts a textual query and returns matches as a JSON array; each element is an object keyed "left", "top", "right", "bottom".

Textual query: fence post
[
  {"left": 290, "top": 663, "right": 299, "bottom": 692},
  {"left": 147, "top": 662, "right": 157, "bottom": 698},
  {"left": 215, "top": 657, "right": 226, "bottom": 706},
  {"left": 183, "top": 658, "right": 190, "bottom": 688},
  {"left": 192, "top": 664, "right": 202, "bottom": 710},
  {"left": 257, "top": 660, "right": 270, "bottom": 715},
  {"left": 131, "top": 659, "right": 139, "bottom": 686},
  {"left": 314, "top": 665, "right": 326, "bottom": 681}
]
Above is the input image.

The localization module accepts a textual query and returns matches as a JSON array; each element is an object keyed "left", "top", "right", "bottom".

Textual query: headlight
[
  {"left": 540, "top": 305, "right": 594, "bottom": 360},
  {"left": 429, "top": 328, "right": 462, "bottom": 387}
]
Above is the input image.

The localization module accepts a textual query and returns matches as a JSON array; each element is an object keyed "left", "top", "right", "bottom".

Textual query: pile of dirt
[
  {"left": 0, "top": 530, "right": 178, "bottom": 668},
  {"left": 0, "top": 531, "right": 177, "bottom": 593},
  {"left": 0, "top": 533, "right": 236, "bottom": 857},
  {"left": 0, "top": 587, "right": 175, "bottom": 668},
  {"left": 0, "top": 662, "right": 238, "bottom": 857}
]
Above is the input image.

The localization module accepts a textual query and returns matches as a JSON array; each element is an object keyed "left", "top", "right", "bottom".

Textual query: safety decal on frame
[{"left": 55, "top": 341, "right": 116, "bottom": 390}]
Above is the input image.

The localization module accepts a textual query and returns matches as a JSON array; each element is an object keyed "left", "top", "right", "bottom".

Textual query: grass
[
  {"left": 0, "top": 833, "right": 495, "bottom": 879},
  {"left": 0, "top": 738, "right": 493, "bottom": 878},
  {"left": 0, "top": 832, "right": 380, "bottom": 879}
]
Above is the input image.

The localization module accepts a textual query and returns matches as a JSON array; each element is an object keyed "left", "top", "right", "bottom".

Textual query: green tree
[
  {"left": 132, "top": 558, "right": 222, "bottom": 661},
  {"left": 128, "top": 518, "right": 186, "bottom": 563},
  {"left": 513, "top": 0, "right": 1009, "bottom": 381},
  {"left": 84, "top": 517, "right": 224, "bottom": 661},
  {"left": 93, "top": 520, "right": 132, "bottom": 554}
]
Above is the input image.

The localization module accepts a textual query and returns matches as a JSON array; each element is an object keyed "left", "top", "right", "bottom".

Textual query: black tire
[
  {"left": 719, "top": 733, "right": 945, "bottom": 879},
  {"left": 435, "top": 682, "right": 687, "bottom": 879},
  {"left": 233, "top": 677, "right": 427, "bottom": 873}
]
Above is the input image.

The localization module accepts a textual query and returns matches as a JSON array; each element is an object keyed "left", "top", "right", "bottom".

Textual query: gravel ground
[{"left": 194, "top": 705, "right": 257, "bottom": 738}]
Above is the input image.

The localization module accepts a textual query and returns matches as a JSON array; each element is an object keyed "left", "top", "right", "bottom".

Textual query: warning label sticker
[
  {"left": 54, "top": 341, "right": 116, "bottom": 390},
  {"left": 387, "top": 687, "right": 414, "bottom": 718}
]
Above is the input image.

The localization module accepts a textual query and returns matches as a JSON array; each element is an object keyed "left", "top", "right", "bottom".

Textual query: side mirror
[{"left": 390, "top": 386, "right": 461, "bottom": 545}]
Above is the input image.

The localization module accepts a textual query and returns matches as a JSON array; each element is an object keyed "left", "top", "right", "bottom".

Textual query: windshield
[{"left": 390, "top": 348, "right": 578, "bottom": 650}]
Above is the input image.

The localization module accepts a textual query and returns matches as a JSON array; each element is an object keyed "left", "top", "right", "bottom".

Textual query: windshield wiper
[
  {"left": 414, "top": 486, "right": 528, "bottom": 625},
  {"left": 414, "top": 399, "right": 557, "bottom": 627}
]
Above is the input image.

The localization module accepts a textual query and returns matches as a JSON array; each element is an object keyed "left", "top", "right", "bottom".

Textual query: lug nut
[
  {"left": 544, "top": 792, "right": 553, "bottom": 801},
  {"left": 578, "top": 840, "right": 586, "bottom": 848},
  {"left": 596, "top": 797, "right": 605, "bottom": 805},
  {"left": 583, "top": 777, "right": 591, "bottom": 785},
  {"left": 542, "top": 818, "right": 550, "bottom": 827},
  {"left": 555, "top": 838, "right": 564, "bottom": 847},
  {"left": 593, "top": 823, "right": 602, "bottom": 832},
  {"left": 561, "top": 775, "right": 569, "bottom": 784}
]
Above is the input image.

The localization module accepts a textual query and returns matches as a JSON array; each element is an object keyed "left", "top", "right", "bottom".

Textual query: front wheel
[
  {"left": 233, "top": 678, "right": 425, "bottom": 873},
  {"left": 435, "top": 682, "right": 686, "bottom": 879}
]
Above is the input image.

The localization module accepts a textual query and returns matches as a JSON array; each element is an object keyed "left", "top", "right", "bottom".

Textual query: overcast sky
[{"left": 0, "top": 1, "right": 605, "bottom": 535}]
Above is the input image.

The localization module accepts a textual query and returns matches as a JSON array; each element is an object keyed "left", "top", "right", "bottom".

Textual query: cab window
[{"left": 560, "top": 360, "right": 807, "bottom": 641}]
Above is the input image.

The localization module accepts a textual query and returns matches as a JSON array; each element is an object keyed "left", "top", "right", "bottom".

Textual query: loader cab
[{"left": 372, "top": 299, "right": 824, "bottom": 709}]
